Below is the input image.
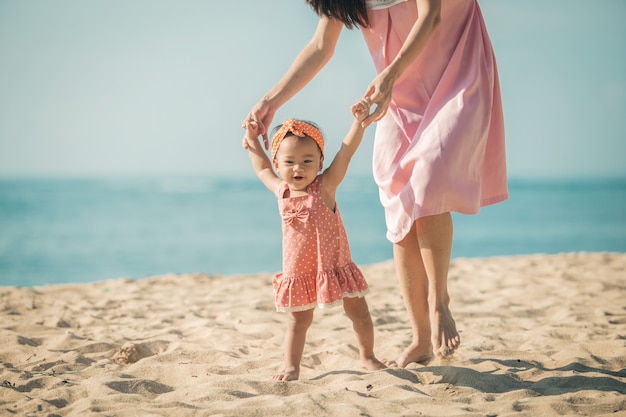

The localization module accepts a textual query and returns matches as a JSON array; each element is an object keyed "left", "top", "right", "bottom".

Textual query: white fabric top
[{"left": 365, "top": 0, "right": 407, "bottom": 10}]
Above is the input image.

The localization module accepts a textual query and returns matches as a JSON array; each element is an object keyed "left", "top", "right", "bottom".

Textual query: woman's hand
[
  {"left": 242, "top": 99, "right": 276, "bottom": 150},
  {"left": 241, "top": 16, "right": 343, "bottom": 150},
  {"left": 353, "top": 69, "right": 396, "bottom": 126},
  {"left": 352, "top": 0, "right": 440, "bottom": 128}
]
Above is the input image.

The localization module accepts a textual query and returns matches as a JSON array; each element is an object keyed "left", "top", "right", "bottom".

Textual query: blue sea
[{"left": 1, "top": 175, "right": 625, "bottom": 287}]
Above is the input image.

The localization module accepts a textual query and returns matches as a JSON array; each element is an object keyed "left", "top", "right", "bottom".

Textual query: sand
[{"left": 1, "top": 252, "right": 625, "bottom": 416}]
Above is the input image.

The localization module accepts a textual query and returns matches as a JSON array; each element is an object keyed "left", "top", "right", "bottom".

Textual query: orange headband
[{"left": 271, "top": 118, "right": 324, "bottom": 161}]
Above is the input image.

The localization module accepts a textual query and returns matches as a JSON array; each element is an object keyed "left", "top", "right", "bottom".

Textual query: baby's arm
[
  {"left": 244, "top": 121, "right": 280, "bottom": 193},
  {"left": 322, "top": 102, "right": 370, "bottom": 193}
]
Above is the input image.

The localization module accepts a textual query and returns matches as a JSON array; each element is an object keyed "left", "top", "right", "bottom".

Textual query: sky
[{"left": 0, "top": 0, "right": 624, "bottom": 180}]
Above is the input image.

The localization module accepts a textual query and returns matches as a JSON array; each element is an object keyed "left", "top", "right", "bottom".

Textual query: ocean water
[{"left": 1, "top": 175, "right": 625, "bottom": 287}]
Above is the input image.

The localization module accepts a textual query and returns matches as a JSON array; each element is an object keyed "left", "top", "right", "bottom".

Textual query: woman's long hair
[{"left": 305, "top": 0, "right": 369, "bottom": 29}]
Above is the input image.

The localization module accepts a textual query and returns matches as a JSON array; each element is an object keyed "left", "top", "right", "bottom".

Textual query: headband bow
[{"left": 271, "top": 118, "right": 325, "bottom": 161}]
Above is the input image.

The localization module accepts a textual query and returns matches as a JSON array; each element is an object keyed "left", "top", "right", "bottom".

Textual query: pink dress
[
  {"left": 362, "top": 0, "right": 508, "bottom": 243},
  {"left": 273, "top": 175, "right": 369, "bottom": 313}
]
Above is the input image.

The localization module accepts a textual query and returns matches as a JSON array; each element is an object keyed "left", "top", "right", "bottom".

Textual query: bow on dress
[{"left": 283, "top": 204, "right": 309, "bottom": 225}]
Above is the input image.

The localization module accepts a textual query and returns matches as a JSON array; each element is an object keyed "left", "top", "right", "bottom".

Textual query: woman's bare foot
[
  {"left": 431, "top": 307, "right": 460, "bottom": 357},
  {"left": 273, "top": 366, "right": 299, "bottom": 381},
  {"left": 362, "top": 355, "right": 387, "bottom": 371},
  {"left": 383, "top": 341, "right": 432, "bottom": 368}
]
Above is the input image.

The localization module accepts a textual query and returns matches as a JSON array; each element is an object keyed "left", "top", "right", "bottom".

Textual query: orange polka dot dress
[{"left": 273, "top": 175, "right": 369, "bottom": 313}]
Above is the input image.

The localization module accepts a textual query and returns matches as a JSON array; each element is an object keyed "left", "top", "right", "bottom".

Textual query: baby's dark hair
[{"left": 305, "top": 0, "right": 369, "bottom": 29}]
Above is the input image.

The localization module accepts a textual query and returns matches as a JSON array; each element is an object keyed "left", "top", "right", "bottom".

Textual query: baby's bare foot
[
  {"left": 431, "top": 307, "right": 460, "bottom": 357},
  {"left": 273, "top": 366, "right": 299, "bottom": 381}
]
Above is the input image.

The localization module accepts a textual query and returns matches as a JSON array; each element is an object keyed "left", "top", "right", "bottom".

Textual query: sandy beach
[{"left": 1, "top": 252, "right": 625, "bottom": 416}]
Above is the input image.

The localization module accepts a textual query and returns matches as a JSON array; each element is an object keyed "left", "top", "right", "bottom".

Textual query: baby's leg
[
  {"left": 343, "top": 297, "right": 386, "bottom": 371},
  {"left": 274, "top": 309, "right": 314, "bottom": 381}
]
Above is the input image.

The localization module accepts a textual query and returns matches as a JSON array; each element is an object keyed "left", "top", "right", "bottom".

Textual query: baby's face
[{"left": 273, "top": 135, "right": 323, "bottom": 192}]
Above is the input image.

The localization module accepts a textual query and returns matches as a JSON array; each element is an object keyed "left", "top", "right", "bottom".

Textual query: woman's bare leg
[
  {"left": 415, "top": 212, "right": 460, "bottom": 356},
  {"left": 390, "top": 222, "right": 433, "bottom": 367},
  {"left": 343, "top": 296, "right": 386, "bottom": 371},
  {"left": 274, "top": 309, "right": 314, "bottom": 381}
]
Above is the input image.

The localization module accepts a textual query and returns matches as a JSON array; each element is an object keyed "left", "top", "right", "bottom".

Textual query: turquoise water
[{"left": 1, "top": 176, "right": 625, "bottom": 287}]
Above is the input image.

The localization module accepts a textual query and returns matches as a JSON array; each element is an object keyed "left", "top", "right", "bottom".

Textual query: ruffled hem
[
  {"left": 275, "top": 302, "right": 317, "bottom": 313},
  {"left": 275, "top": 290, "right": 370, "bottom": 313},
  {"left": 273, "top": 262, "right": 369, "bottom": 312}
]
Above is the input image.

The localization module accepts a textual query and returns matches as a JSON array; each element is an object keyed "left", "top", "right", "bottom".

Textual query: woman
[{"left": 243, "top": 0, "right": 508, "bottom": 367}]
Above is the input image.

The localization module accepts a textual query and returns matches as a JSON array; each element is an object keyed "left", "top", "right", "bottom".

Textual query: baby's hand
[
  {"left": 351, "top": 99, "right": 370, "bottom": 123},
  {"left": 242, "top": 120, "right": 260, "bottom": 149}
]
